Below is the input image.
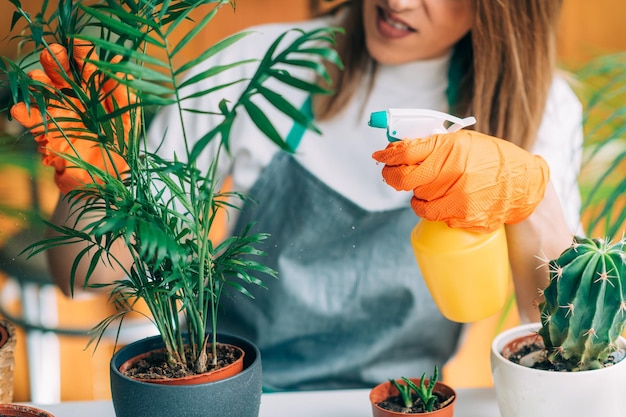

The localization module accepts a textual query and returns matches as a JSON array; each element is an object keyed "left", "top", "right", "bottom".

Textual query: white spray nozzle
[{"left": 369, "top": 108, "right": 477, "bottom": 142}]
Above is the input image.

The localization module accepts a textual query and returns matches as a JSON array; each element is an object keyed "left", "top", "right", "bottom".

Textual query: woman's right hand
[{"left": 372, "top": 130, "right": 550, "bottom": 233}]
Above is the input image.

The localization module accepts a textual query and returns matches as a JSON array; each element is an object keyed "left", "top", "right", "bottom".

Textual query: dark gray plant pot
[{"left": 110, "top": 333, "right": 262, "bottom": 417}]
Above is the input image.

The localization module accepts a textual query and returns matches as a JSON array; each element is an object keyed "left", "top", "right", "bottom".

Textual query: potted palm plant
[
  {"left": 1, "top": 0, "right": 341, "bottom": 416},
  {"left": 490, "top": 236, "right": 626, "bottom": 417}
]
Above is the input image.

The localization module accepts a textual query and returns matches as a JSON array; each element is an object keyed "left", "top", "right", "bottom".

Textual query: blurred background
[{"left": 0, "top": 0, "right": 625, "bottom": 403}]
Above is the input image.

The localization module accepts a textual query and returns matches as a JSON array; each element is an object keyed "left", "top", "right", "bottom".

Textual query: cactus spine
[{"left": 538, "top": 236, "right": 626, "bottom": 371}]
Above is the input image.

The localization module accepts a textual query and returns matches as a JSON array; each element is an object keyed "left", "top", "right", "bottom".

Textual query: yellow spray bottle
[{"left": 369, "top": 109, "right": 510, "bottom": 323}]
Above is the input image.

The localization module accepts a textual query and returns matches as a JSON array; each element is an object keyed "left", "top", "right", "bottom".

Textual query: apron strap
[{"left": 285, "top": 96, "right": 313, "bottom": 152}]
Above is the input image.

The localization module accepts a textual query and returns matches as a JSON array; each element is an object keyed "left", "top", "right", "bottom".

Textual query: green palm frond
[{"left": 577, "top": 52, "right": 626, "bottom": 238}]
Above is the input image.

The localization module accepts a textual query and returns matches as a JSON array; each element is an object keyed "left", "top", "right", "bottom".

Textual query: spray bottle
[{"left": 369, "top": 109, "right": 510, "bottom": 323}]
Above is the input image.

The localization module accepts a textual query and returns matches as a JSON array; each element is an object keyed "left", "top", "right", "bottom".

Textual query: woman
[{"left": 44, "top": 0, "right": 582, "bottom": 390}]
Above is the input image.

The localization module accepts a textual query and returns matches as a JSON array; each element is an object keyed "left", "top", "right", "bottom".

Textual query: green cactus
[{"left": 537, "top": 236, "right": 626, "bottom": 371}]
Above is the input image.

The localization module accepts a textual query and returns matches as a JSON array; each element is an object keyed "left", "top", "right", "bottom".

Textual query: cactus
[{"left": 537, "top": 236, "right": 626, "bottom": 371}]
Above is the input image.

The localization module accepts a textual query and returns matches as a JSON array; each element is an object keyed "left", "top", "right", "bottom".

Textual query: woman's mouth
[{"left": 376, "top": 6, "right": 416, "bottom": 39}]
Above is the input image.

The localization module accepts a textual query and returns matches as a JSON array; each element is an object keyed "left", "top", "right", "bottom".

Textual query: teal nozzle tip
[{"left": 368, "top": 111, "right": 388, "bottom": 129}]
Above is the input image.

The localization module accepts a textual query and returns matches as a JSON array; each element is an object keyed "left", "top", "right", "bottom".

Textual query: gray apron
[{"left": 219, "top": 150, "right": 461, "bottom": 391}]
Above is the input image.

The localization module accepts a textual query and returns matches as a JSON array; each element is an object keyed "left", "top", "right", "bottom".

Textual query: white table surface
[{"left": 31, "top": 387, "right": 500, "bottom": 417}]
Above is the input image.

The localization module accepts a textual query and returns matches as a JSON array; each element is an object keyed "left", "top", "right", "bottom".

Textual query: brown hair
[{"left": 314, "top": 0, "right": 563, "bottom": 150}]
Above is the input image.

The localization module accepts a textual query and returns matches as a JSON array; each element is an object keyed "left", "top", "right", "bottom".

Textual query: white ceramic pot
[{"left": 491, "top": 322, "right": 626, "bottom": 417}]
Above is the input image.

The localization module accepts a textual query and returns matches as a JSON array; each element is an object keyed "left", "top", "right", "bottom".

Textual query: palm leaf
[
  {"left": 78, "top": 3, "right": 165, "bottom": 48},
  {"left": 176, "top": 32, "right": 254, "bottom": 76},
  {"left": 168, "top": 0, "right": 230, "bottom": 57},
  {"left": 578, "top": 53, "right": 626, "bottom": 237}
]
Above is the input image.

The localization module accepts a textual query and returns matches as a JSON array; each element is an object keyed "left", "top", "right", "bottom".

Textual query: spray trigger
[{"left": 369, "top": 108, "right": 477, "bottom": 142}]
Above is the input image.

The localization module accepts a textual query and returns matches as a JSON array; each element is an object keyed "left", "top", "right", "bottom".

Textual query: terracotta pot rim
[
  {"left": 0, "top": 324, "right": 8, "bottom": 348},
  {"left": 0, "top": 320, "right": 15, "bottom": 349},
  {"left": 0, "top": 403, "right": 55, "bottom": 417},
  {"left": 369, "top": 378, "right": 457, "bottom": 416},
  {"left": 118, "top": 342, "right": 245, "bottom": 385}
]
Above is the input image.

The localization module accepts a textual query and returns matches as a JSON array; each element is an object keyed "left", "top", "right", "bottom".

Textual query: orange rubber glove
[
  {"left": 10, "top": 43, "right": 134, "bottom": 194},
  {"left": 372, "top": 130, "right": 550, "bottom": 233}
]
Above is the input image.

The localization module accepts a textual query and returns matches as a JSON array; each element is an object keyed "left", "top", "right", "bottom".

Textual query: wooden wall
[
  {"left": 2, "top": 1, "right": 624, "bottom": 66},
  {"left": 558, "top": 0, "right": 626, "bottom": 67},
  {"left": 0, "top": 0, "right": 312, "bottom": 61}
]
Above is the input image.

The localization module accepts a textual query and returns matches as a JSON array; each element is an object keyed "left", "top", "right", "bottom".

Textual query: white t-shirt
[{"left": 148, "top": 17, "right": 583, "bottom": 235}]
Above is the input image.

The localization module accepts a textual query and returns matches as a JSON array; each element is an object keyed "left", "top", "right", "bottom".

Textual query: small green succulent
[{"left": 389, "top": 366, "right": 439, "bottom": 412}]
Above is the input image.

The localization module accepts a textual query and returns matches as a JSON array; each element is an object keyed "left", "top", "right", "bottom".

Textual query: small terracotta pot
[
  {"left": 369, "top": 378, "right": 457, "bottom": 417},
  {"left": 0, "top": 404, "right": 54, "bottom": 417},
  {"left": 0, "top": 320, "right": 17, "bottom": 403},
  {"left": 118, "top": 342, "right": 245, "bottom": 385}
]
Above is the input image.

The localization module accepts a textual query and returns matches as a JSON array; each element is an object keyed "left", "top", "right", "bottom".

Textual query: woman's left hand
[
  {"left": 10, "top": 43, "right": 135, "bottom": 194},
  {"left": 372, "top": 130, "right": 550, "bottom": 233}
]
